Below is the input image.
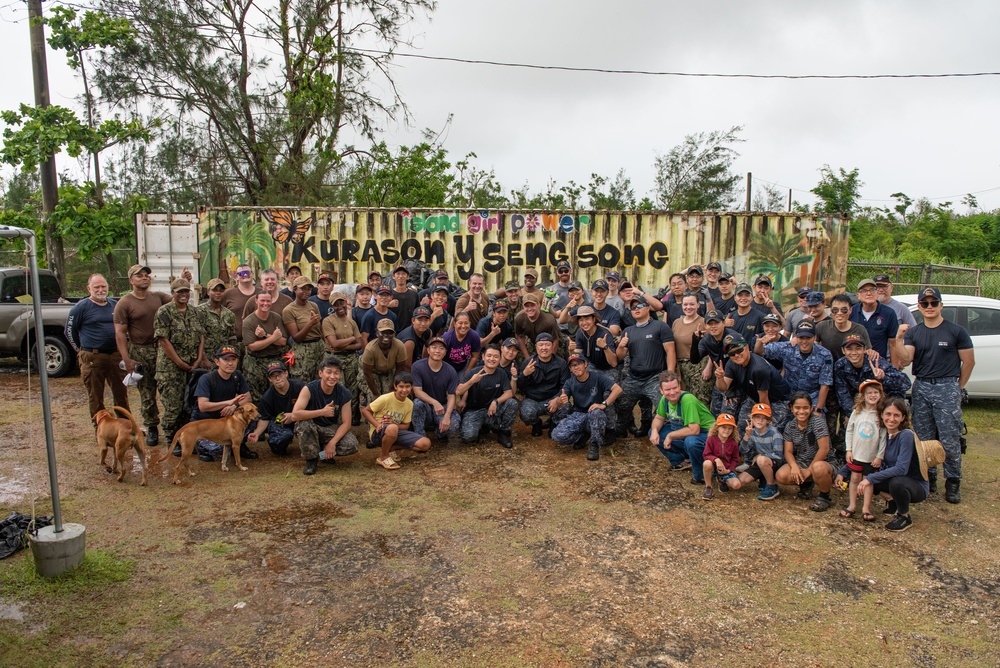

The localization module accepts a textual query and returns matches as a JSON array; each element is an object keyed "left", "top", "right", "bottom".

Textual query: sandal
[
  {"left": 809, "top": 496, "right": 832, "bottom": 512},
  {"left": 862, "top": 512, "right": 877, "bottom": 522},
  {"left": 376, "top": 457, "right": 400, "bottom": 470},
  {"left": 840, "top": 509, "right": 856, "bottom": 519}
]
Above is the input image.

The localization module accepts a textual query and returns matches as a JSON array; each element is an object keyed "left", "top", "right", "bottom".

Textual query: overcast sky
[{"left": 1, "top": 0, "right": 998, "bottom": 212}]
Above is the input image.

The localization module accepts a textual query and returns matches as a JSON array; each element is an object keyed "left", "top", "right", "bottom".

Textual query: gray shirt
[{"left": 883, "top": 298, "right": 917, "bottom": 327}]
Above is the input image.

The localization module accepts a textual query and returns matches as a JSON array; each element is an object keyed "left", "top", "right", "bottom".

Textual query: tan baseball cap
[
  {"left": 330, "top": 291, "right": 349, "bottom": 304},
  {"left": 170, "top": 278, "right": 191, "bottom": 292},
  {"left": 207, "top": 278, "right": 226, "bottom": 290},
  {"left": 292, "top": 276, "right": 314, "bottom": 289},
  {"left": 377, "top": 318, "right": 396, "bottom": 333},
  {"left": 128, "top": 264, "right": 151, "bottom": 279}
]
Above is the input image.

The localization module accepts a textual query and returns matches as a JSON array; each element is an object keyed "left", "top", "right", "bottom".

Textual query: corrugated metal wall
[{"left": 198, "top": 207, "right": 848, "bottom": 307}]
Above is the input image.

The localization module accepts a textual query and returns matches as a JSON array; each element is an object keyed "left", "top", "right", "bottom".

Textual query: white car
[{"left": 895, "top": 293, "right": 1000, "bottom": 398}]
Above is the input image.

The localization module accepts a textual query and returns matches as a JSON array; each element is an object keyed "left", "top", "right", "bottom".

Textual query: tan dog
[
  {"left": 159, "top": 404, "right": 259, "bottom": 484},
  {"left": 95, "top": 406, "right": 146, "bottom": 486}
]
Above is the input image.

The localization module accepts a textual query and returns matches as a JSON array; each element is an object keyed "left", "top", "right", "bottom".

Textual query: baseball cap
[
  {"left": 574, "top": 305, "right": 596, "bottom": 317},
  {"left": 715, "top": 413, "right": 737, "bottom": 427},
  {"left": 605, "top": 271, "right": 622, "bottom": 282},
  {"left": 330, "top": 291, "right": 349, "bottom": 304},
  {"left": 535, "top": 332, "right": 554, "bottom": 343},
  {"left": 859, "top": 379, "right": 884, "bottom": 394},
  {"left": 317, "top": 273, "right": 334, "bottom": 284},
  {"left": 171, "top": 278, "right": 191, "bottom": 292},
  {"left": 432, "top": 284, "right": 449, "bottom": 294},
  {"left": 376, "top": 285, "right": 392, "bottom": 295},
  {"left": 568, "top": 281, "right": 584, "bottom": 291},
  {"left": 919, "top": 286, "right": 942, "bottom": 301},
  {"left": 376, "top": 318, "right": 396, "bottom": 332},
  {"left": 619, "top": 281, "right": 634, "bottom": 291},
  {"left": 522, "top": 293, "right": 540, "bottom": 304},
  {"left": 719, "top": 272, "right": 734, "bottom": 282},
  {"left": 873, "top": 274, "right": 892, "bottom": 285},
  {"left": 706, "top": 262, "right": 722, "bottom": 271},
  {"left": 762, "top": 313, "right": 782, "bottom": 325},
  {"left": 798, "top": 286, "right": 813, "bottom": 298},
  {"left": 591, "top": 279, "right": 609, "bottom": 291},
  {"left": 215, "top": 345, "right": 239, "bottom": 359},
  {"left": 857, "top": 278, "right": 877, "bottom": 290},
  {"left": 629, "top": 296, "right": 650, "bottom": 309},
  {"left": 687, "top": 265, "right": 703, "bottom": 275},
  {"left": 412, "top": 304, "right": 432, "bottom": 319},
  {"left": 501, "top": 337, "right": 518, "bottom": 348},
  {"left": 128, "top": 264, "right": 151, "bottom": 279},
  {"left": 207, "top": 278, "right": 226, "bottom": 291},
  {"left": 567, "top": 354, "right": 587, "bottom": 365},
  {"left": 368, "top": 270, "right": 383, "bottom": 279},
  {"left": 292, "top": 276, "right": 313, "bottom": 289},
  {"left": 556, "top": 260, "right": 571, "bottom": 271},
  {"left": 432, "top": 269, "right": 450, "bottom": 280},
  {"left": 523, "top": 268, "right": 539, "bottom": 279},
  {"left": 723, "top": 333, "right": 747, "bottom": 353},
  {"left": 750, "top": 403, "right": 772, "bottom": 418},
  {"left": 735, "top": 282, "right": 753, "bottom": 295},
  {"left": 393, "top": 265, "right": 409, "bottom": 275},
  {"left": 492, "top": 300, "right": 510, "bottom": 312},
  {"left": 355, "top": 284, "right": 373, "bottom": 293},
  {"left": 804, "top": 291, "right": 825, "bottom": 307},
  {"left": 795, "top": 320, "right": 817, "bottom": 338},
  {"left": 753, "top": 275, "right": 773, "bottom": 287},
  {"left": 842, "top": 334, "right": 866, "bottom": 348},
  {"left": 266, "top": 361, "right": 287, "bottom": 376},
  {"left": 704, "top": 310, "right": 723, "bottom": 324},
  {"left": 427, "top": 336, "right": 447, "bottom": 349},
  {"left": 504, "top": 279, "right": 521, "bottom": 290}
]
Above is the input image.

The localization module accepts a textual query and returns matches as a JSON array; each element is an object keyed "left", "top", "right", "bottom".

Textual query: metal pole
[
  {"left": 745, "top": 173, "right": 752, "bottom": 211},
  {"left": 0, "top": 226, "right": 62, "bottom": 532},
  {"left": 788, "top": 189, "right": 793, "bottom": 212}
]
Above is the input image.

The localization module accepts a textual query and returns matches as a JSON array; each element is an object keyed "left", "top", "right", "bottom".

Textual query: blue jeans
[{"left": 654, "top": 426, "right": 709, "bottom": 481}]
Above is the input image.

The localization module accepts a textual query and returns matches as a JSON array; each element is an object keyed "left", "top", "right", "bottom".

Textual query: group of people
[{"left": 65, "top": 259, "right": 974, "bottom": 531}]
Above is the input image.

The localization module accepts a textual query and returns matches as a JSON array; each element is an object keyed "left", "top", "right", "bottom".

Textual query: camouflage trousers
[
  {"left": 551, "top": 409, "right": 609, "bottom": 447},
  {"left": 294, "top": 420, "right": 360, "bottom": 461},
  {"left": 911, "top": 378, "right": 964, "bottom": 480},
  {"left": 364, "top": 371, "right": 396, "bottom": 407},
  {"left": 290, "top": 339, "right": 325, "bottom": 384},
  {"left": 460, "top": 399, "right": 519, "bottom": 443},
  {"left": 411, "top": 399, "right": 461, "bottom": 438},
  {"left": 678, "top": 359, "right": 713, "bottom": 408},
  {"left": 244, "top": 354, "right": 283, "bottom": 402},
  {"left": 128, "top": 343, "right": 160, "bottom": 431},
  {"left": 736, "top": 397, "right": 789, "bottom": 442},
  {"left": 519, "top": 397, "right": 570, "bottom": 427},
  {"left": 827, "top": 406, "right": 847, "bottom": 465},
  {"left": 617, "top": 374, "right": 662, "bottom": 432},
  {"left": 334, "top": 352, "right": 362, "bottom": 415},
  {"left": 155, "top": 362, "right": 192, "bottom": 441}
]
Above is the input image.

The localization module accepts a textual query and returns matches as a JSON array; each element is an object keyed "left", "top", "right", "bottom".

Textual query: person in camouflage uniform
[
  {"left": 322, "top": 291, "right": 363, "bottom": 423},
  {"left": 198, "top": 278, "right": 236, "bottom": 368},
  {"left": 154, "top": 279, "right": 206, "bottom": 443},
  {"left": 283, "top": 276, "right": 325, "bottom": 383},
  {"left": 759, "top": 318, "right": 833, "bottom": 416}
]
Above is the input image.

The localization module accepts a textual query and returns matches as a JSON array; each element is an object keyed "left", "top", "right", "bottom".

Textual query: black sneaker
[
  {"left": 239, "top": 444, "right": 259, "bottom": 460},
  {"left": 532, "top": 422, "right": 544, "bottom": 438},
  {"left": 883, "top": 500, "right": 898, "bottom": 515},
  {"left": 198, "top": 453, "right": 214, "bottom": 462},
  {"left": 303, "top": 459, "right": 318, "bottom": 476},
  {"left": 885, "top": 514, "right": 912, "bottom": 532},
  {"left": 587, "top": 442, "right": 600, "bottom": 461},
  {"left": 145, "top": 427, "right": 159, "bottom": 447}
]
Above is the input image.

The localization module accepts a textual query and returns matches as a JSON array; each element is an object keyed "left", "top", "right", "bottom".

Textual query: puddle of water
[
  {"left": 0, "top": 474, "right": 30, "bottom": 505},
  {"left": 0, "top": 601, "right": 25, "bottom": 622}
]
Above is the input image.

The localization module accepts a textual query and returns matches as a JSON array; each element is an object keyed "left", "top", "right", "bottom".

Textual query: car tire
[{"left": 29, "top": 334, "right": 74, "bottom": 378}]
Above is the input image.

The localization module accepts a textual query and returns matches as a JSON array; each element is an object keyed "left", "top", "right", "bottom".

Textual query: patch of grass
[
  {"left": 199, "top": 540, "right": 234, "bottom": 556},
  {"left": 0, "top": 548, "right": 134, "bottom": 600},
  {"left": 961, "top": 400, "right": 1000, "bottom": 433}
]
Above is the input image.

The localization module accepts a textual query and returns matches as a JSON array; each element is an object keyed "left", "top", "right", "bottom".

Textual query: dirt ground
[{"left": 0, "top": 363, "right": 998, "bottom": 668}]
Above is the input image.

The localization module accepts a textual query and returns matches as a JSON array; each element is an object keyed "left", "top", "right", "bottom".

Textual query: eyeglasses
[
  {"left": 876, "top": 284, "right": 891, "bottom": 290},
  {"left": 919, "top": 300, "right": 941, "bottom": 308},
  {"left": 858, "top": 287, "right": 875, "bottom": 295},
  {"left": 829, "top": 307, "right": 850, "bottom": 314}
]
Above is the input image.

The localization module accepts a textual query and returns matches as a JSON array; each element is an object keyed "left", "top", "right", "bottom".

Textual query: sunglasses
[
  {"left": 728, "top": 347, "right": 747, "bottom": 356},
  {"left": 829, "top": 307, "right": 850, "bottom": 314},
  {"left": 236, "top": 270, "right": 251, "bottom": 277},
  {"left": 630, "top": 303, "right": 647, "bottom": 310},
  {"left": 919, "top": 300, "right": 941, "bottom": 308},
  {"left": 557, "top": 268, "right": 570, "bottom": 274}
]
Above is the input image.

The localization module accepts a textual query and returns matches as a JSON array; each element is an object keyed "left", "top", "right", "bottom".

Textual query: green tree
[
  {"left": 452, "top": 154, "right": 508, "bottom": 209},
  {"left": 94, "top": 0, "right": 436, "bottom": 204},
  {"left": 349, "top": 142, "right": 454, "bottom": 208},
  {"left": 587, "top": 169, "right": 636, "bottom": 210},
  {"left": 653, "top": 126, "right": 744, "bottom": 210},
  {"left": 811, "top": 165, "right": 863, "bottom": 214}
]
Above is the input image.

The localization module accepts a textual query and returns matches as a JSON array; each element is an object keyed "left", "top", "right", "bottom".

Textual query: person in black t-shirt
[
  {"left": 389, "top": 265, "right": 420, "bottom": 332},
  {"left": 750, "top": 274, "right": 784, "bottom": 318},
  {"left": 247, "top": 362, "right": 306, "bottom": 455},
  {"left": 288, "top": 357, "right": 359, "bottom": 475},
  {"left": 715, "top": 333, "right": 791, "bottom": 438},
  {"left": 615, "top": 296, "right": 676, "bottom": 437},
  {"left": 410, "top": 337, "right": 461, "bottom": 440},
  {"left": 477, "top": 299, "right": 515, "bottom": 347},
  {"left": 899, "top": 286, "right": 975, "bottom": 502},
  {"left": 695, "top": 310, "right": 738, "bottom": 414},
  {"left": 729, "top": 282, "right": 765, "bottom": 342},
  {"left": 518, "top": 333, "right": 571, "bottom": 437},
  {"left": 187, "top": 345, "right": 255, "bottom": 462},
  {"left": 573, "top": 305, "right": 619, "bottom": 384},
  {"left": 456, "top": 346, "right": 518, "bottom": 447},
  {"left": 397, "top": 304, "right": 433, "bottom": 369},
  {"left": 551, "top": 355, "right": 622, "bottom": 460}
]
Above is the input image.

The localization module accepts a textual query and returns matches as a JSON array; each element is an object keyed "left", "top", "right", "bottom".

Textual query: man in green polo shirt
[{"left": 648, "top": 370, "right": 717, "bottom": 484}]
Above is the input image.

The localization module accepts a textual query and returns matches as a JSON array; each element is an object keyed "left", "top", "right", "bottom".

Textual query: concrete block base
[{"left": 29, "top": 523, "right": 86, "bottom": 578}]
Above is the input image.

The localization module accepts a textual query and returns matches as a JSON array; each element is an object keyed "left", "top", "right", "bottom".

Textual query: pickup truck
[{"left": 0, "top": 268, "right": 77, "bottom": 377}]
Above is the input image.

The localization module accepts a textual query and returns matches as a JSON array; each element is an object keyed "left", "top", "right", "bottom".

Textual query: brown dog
[
  {"left": 95, "top": 406, "right": 146, "bottom": 486},
  {"left": 159, "top": 404, "right": 259, "bottom": 484}
]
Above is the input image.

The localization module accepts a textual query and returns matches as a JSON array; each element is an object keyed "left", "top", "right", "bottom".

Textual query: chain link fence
[
  {"left": 847, "top": 262, "right": 1000, "bottom": 300},
  {"left": 0, "top": 248, "right": 137, "bottom": 297}
]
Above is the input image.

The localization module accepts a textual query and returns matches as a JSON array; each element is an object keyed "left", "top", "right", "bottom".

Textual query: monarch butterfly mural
[{"left": 263, "top": 209, "right": 314, "bottom": 244}]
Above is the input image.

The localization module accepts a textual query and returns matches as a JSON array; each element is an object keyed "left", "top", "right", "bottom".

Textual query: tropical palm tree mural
[
  {"left": 747, "top": 229, "right": 813, "bottom": 299},
  {"left": 225, "top": 218, "right": 278, "bottom": 271}
]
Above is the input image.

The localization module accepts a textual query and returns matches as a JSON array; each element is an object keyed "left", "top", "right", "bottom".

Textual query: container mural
[{"left": 196, "top": 207, "right": 848, "bottom": 307}]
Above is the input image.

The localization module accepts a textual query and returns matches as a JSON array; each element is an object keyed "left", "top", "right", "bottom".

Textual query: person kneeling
[
  {"left": 186, "top": 346, "right": 254, "bottom": 462},
  {"left": 361, "top": 372, "right": 431, "bottom": 470},
  {"left": 247, "top": 361, "right": 306, "bottom": 456},
  {"left": 289, "top": 357, "right": 359, "bottom": 476},
  {"left": 456, "top": 346, "right": 518, "bottom": 448},
  {"left": 550, "top": 354, "right": 621, "bottom": 461}
]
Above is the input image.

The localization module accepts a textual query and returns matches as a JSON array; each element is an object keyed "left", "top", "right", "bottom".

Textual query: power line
[{"left": 353, "top": 48, "right": 1000, "bottom": 80}]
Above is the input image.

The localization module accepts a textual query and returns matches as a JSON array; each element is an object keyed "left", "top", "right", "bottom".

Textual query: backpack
[{"left": 183, "top": 369, "right": 246, "bottom": 422}]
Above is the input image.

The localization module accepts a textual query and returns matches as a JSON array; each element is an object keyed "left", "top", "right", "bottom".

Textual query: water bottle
[
  {"left": 542, "top": 286, "right": 556, "bottom": 312},
  {"left": 318, "top": 450, "right": 328, "bottom": 461}
]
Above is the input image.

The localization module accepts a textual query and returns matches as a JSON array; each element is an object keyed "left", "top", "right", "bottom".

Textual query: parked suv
[{"left": 0, "top": 268, "right": 77, "bottom": 377}]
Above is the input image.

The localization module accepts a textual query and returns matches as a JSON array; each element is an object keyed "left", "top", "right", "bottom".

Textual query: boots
[
  {"left": 303, "top": 458, "right": 318, "bottom": 475},
  {"left": 587, "top": 441, "right": 600, "bottom": 461},
  {"left": 944, "top": 478, "right": 961, "bottom": 504},
  {"left": 240, "top": 443, "right": 259, "bottom": 460},
  {"left": 496, "top": 430, "right": 513, "bottom": 449},
  {"left": 146, "top": 427, "right": 159, "bottom": 447},
  {"left": 927, "top": 469, "right": 938, "bottom": 493}
]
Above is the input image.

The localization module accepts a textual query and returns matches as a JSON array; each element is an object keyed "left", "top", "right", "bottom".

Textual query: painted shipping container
[{"left": 190, "top": 207, "right": 847, "bottom": 307}]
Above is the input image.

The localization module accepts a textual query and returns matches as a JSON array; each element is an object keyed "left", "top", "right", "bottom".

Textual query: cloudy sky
[{"left": 1, "top": 0, "right": 998, "bottom": 212}]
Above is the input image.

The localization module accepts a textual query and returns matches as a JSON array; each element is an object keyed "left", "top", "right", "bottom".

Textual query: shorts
[
  {"left": 371, "top": 426, "right": 423, "bottom": 450},
  {"left": 746, "top": 458, "right": 784, "bottom": 481},
  {"left": 846, "top": 460, "right": 877, "bottom": 476}
]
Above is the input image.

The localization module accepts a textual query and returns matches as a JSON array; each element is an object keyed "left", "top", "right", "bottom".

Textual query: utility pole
[
  {"left": 745, "top": 172, "right": 752, "bottom": 211},
  {"left": 27, "top": 0, "right": 66, "bottom": 295},
  {"left": 788, "top": 189, "right": 793, "bottom": 212}
]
